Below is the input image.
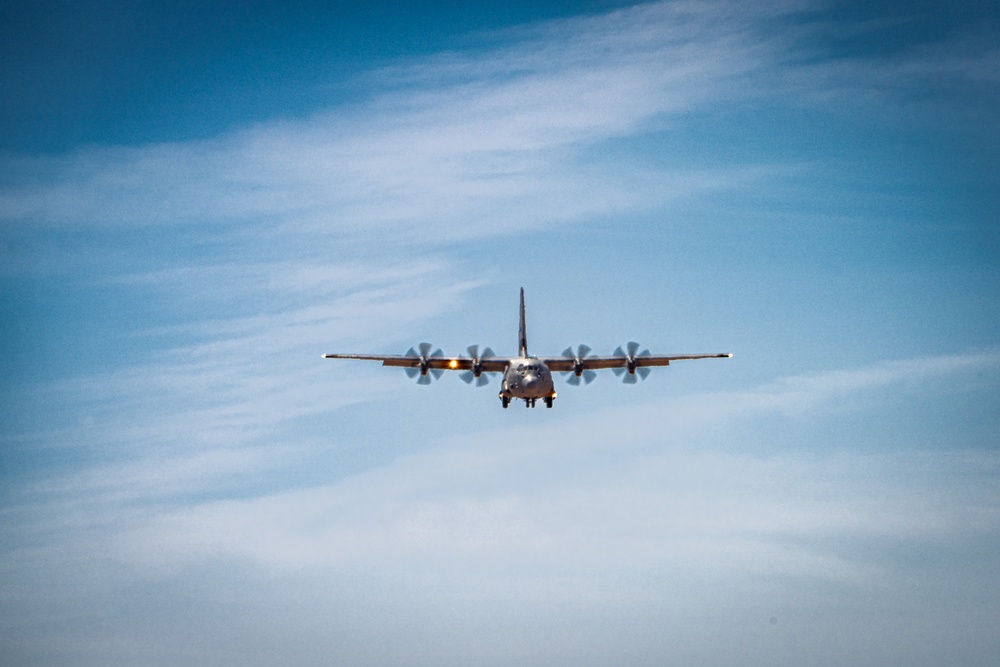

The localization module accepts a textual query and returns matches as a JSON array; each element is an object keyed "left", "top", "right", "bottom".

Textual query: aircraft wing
[
  {"left": 322, "top": 353, "right": 508, "bottom": 373},
  {"left": 541, "top": 352, "right": 732, "bottom": 373}
]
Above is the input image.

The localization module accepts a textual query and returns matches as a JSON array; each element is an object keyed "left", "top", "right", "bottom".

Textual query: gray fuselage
[{"left": 500, "top": 357, "right": 555, "bottom": 400}]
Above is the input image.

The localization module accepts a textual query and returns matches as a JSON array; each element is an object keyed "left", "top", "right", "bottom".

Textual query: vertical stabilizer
[{"left": 518, "top": 287, "right": 528, "bottom": 357}]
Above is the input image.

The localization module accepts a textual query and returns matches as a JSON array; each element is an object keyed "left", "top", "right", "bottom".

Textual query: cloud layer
[
  {"left": 2, "top": 1, "right": 999, "bottom": 665},
  {"left": 3, "top": 352, "right": 998, "bottom": 666},
  {"left": 8, "top": 0, "right": 994, "bottom": 245}
]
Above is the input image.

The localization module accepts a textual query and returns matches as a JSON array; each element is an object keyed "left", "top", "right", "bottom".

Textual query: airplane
[{"left": 323, "top": 288, "right": 731, "bottom": 409}]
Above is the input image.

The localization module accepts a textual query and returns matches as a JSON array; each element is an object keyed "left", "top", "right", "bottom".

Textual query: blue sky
[{"left": 1, "top": 0, "right": 998, "bottom": 664}]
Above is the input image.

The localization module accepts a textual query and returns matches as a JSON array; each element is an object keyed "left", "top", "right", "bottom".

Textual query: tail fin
[{"left": 518, "top": 287, "right": 528, "bottom": 357}]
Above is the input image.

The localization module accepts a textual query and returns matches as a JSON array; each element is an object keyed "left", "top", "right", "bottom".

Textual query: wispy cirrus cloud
[
  {"left": 5, "top": 0, "right": 960, "bottom": 243},
  {"left": 5, "top": 349, "right": 996, "bottom": 565},
  {"left": 3, "top": 350, "right": 997, "bottom": 666},
  {"left": 3, "top": 0, "right": 996, "bottom": 558},
  {"left": 3, "top": 3, "right": 999, "bottom": 663}
]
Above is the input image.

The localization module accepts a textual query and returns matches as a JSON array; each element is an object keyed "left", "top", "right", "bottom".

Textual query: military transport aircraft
[{"left": 323, "top": 288, "right": 731, "bottom": 408}]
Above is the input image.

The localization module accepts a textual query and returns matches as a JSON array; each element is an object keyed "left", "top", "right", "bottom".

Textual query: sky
[{"left": 1, "top": 0, "right": 998, "bottom": 664}]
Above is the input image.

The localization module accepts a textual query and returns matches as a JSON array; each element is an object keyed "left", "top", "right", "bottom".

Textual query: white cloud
[
  {"left": 2, "top": 2, "right": 999, "bottom": 663},
  {"left": 7, "top": 350, "right": 992, "bottom": 580},
  {"left": 0, "top": 1, "right": 817, "bottom": 244},
  {"left": 5, "top": 353, "right": 993, "bottom": 664}
]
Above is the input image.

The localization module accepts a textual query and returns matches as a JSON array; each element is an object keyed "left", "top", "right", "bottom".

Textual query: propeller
[
  {"left": 561, "top": 344, "right": 597, "bottom": 386},
  {"left": 459, "top": 344, "right": 496, "bottom": 387},
  {"left": 403, "top": 342, "right": 445, "bottom": 385},
  {"left": 612, "top": 341, "right": 652, "bottom": 384}
]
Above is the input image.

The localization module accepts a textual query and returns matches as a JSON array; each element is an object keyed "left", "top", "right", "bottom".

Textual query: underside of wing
[
  {"left": 323, "top": 346, "right": 511, "bottom": 387},
  {"left": 599, "top": 352, "right": 733, "bottom": 369},
  {"left": 541, "top": 345, "right": 731, "bottom": 385},
  {"left": 322, "top": 352, "right": 509, "bottom": 372},
  {"left": 322, "top": 353, "right": 427, "bottom": 368},
  {"left": 539, "top": 352, "right": 732, "bottom": 371}
]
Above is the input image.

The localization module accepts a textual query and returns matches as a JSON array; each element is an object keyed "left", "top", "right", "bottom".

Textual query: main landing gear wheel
[
  {"left": 544, "top": 397, "right": 553, "bottom": 408},
  {"left": 501, "top": 396, "right": 510, "bottom": 408}
]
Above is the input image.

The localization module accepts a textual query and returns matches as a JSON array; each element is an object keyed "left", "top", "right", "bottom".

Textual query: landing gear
[{"left": 500, "top": 396, "right": 552, "bottom": 409}]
